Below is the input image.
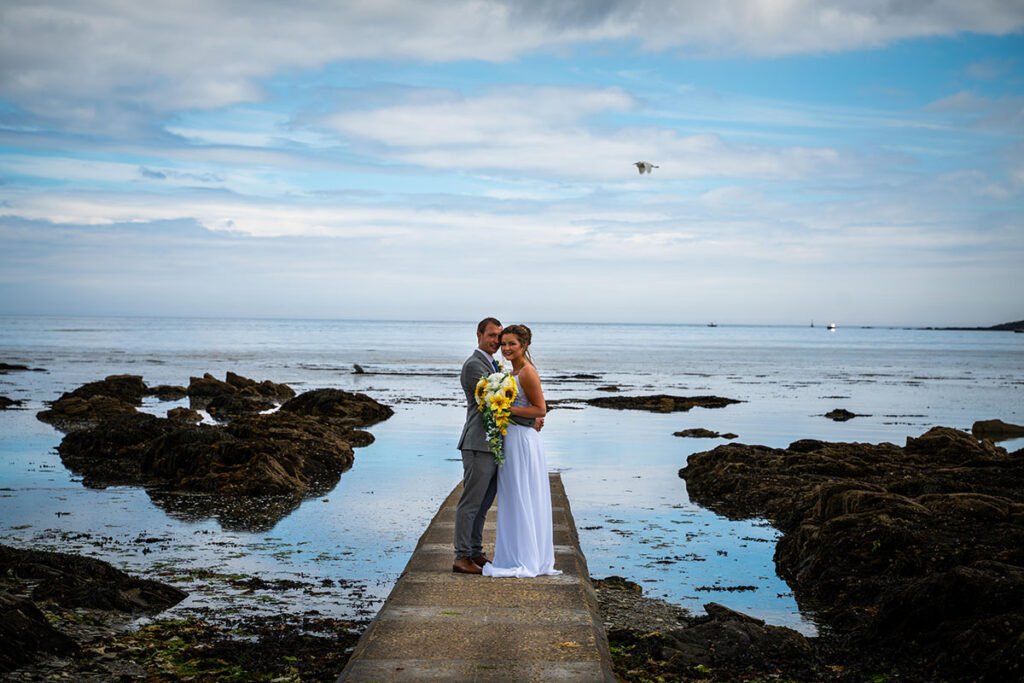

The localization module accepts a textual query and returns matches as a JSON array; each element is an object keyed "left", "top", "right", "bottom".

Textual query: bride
[{"left": 483, "top": 324, "right": 561, "bottom": 578}]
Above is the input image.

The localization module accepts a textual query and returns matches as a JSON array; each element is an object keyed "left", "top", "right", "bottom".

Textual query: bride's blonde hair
[{"left": 501, "top": 324, "right": 535, "bottom": 366}]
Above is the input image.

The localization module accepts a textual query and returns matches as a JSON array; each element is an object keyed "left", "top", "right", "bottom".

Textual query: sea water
[{"left": 1, "top": 316, "right": 1021, "bottom": 634}]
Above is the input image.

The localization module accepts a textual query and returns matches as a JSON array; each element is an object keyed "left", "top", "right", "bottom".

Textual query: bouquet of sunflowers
[{"left": 474, "top": 368, "right": 518, "bottom": 465}]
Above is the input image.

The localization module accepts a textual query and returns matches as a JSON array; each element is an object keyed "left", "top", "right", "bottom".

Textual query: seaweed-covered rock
[
  {"left": 0, "top": 362, "right": 47, "bottom": 373},
  {"left": 0, "top": 545, "right": 187, "bottom": 614},
  {"left": 186, "top": 372, "right": 295, "bottom": 420},
  {"left": 280, "top": 388, "right": 394, "bottom": 428},
  {"left": 148, "top": 384, "right": 188, "bottom": 400},
  {"left": 225, "top": 371, "right": 295, "bottom": 400},
  {"left": 140, "top": 411, "right": 355, "bottom": 497},
  {"left": 38, "top": 395, "right": 139, "bottom": 431},
  {"left": 0, "top": 544, "right": 186, "bottom": 673},
  {"left": 167, "top": 406, "right": 203, "bottom": 423},
  {"left": 48, "top": 374, "right": 391, "bottom": 528},
  {"left": 674, "top": 428, "right": 737, "bottom": 439},
  {"left": 823, "top": 408, "right": 865, "bottom": 421},
  {"left": 0, "top": 590, "right": 79, "bottom": 672},
  {"left": 187, "top": 372, "right": 236, "bottom": 398},
  {"left": 587, "top": 394, "right": 742, "bottom": 413},
  {"left": 680, "top": 426, "right": 1024, "bottom": 681},
  {"left": 597, "top": 576, "right": 823, "bottom": 682},
  {"left": 206, "top": 392, "right": 277, "bottom": 420},
  {"left": 63, "top": 374, "right": 148, "bottom": 404},
  {"left": 187, "top": 372, "right": 294, "bottom": 403},
  {"left": 972, "top": 418, "right": 1024, "bottom": 441},
  {"left": 37, "top": 374, "right": 149, "bottom": 431},
  {"left": 58, "top": 412, "right": 175, "bottom": 487},
  {"left": 0, "top": 396, "right": 23, "bottom": 410},
  {"left": 60, "top": 409, "right": 363, "bottom": 497},
  {"left": 658, "top": 602, "right": 817, "bottom": 677}
]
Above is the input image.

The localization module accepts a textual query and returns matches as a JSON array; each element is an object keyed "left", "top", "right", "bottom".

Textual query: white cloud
[
  {"left": 926, "top": 90, "right": 1024, "bottom": 130},
  {"left": 1, "top": 2, "right": 1021, "bottom": 325},
  {"left": 2, "top": 0, "right": 1022, "bottom": 128},
  {"left": 326, "top": 86, "right": 842, "bottom": 180},
  {"left": 664, "top": 1, "right": 1024, "bottom": 55},
  {"left": 328, "top": 87, "right": 636, "bottom": 147},
  {"left": 964, "top": 58, "right": 1017, "bottom": 80},
  {"left": 3, "top": 165, "right": 1020, "bottom": 325}
]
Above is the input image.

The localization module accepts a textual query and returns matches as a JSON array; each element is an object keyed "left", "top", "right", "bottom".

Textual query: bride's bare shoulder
[{"left": 519, "top": 364, "right": 542, "bottom": 382}]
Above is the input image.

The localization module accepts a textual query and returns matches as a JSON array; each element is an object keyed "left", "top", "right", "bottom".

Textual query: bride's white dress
[{"left": 483, "top": 376, "right": 561, "bottom": 578}]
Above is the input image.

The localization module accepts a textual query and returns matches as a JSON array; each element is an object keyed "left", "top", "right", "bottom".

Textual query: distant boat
[
  {"left": 810, "top": 321, "right": 815, "bottom": 328},
  {"left": 708, "top": 321, "right": 717, "bottom": 327},
  {"left": 827, "top": 322, "right": 837, "bottom": 331}
]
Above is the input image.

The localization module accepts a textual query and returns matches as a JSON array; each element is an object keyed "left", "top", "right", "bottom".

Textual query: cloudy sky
[{"left": 1, "top": 1, "right": 1022, "bottom": 326}]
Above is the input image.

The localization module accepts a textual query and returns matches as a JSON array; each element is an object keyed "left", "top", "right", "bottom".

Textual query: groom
[
  {"left": 453, "top": 317, "right": 504, "bottom": 574},
  {"left": 453, "top": 317, "right": 545, "bottom": 574}
]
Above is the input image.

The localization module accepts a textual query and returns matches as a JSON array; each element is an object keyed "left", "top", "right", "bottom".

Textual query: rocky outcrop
[
  {"left": 58, "top": 412, "right": 175, "bottom": 487},
  {"left": 37, "top": 394, "right": 140, "bottom": 431},
  {"left": 59, "top": 409, "right": 363, "bottom": 498},
  {"left": 280, "top": 388, "right": 394, "bottom": 428},
  {"left": 0, "top": 591, "right": 78, "bottom": 672},
  {"left": 48, "top": 376, "right": 392, "bottom": 527},
  {"left": 54, "top": 385, "right": 391, "bottom": 491},
  {"left": 1, "top": 545, "right": 187, "bottom": 613},
  {"left": 188, "top": 371, "right": 295, "bottom": 400},
  {"left": 680, "top": 426, "right": 1024, "bottom": 681},
  {"left": 61, "top": 374, "right": 149, "bottom": 404},
  {"left": 39, "top": 372, "right": 299, "bottom": 430},
  {"left": 0, "top": 544, "right": 186, "bottom": 673},
  {"left": 674, "top": 428, "right": 737, "bottom": 439},
  {"left": 279, "top": 388, "right": 394, "bottom": 446},
  {"left": 973, "top": 418, "right": 1024, "bottom": 441},
  {"left": 595, "top": 576, "right": 823, "bottom": 681},
  {"left": 0, "top": 362, "right": 46, "bottom": 373},
  {"left": 148, "top": 384, "right": 188, "bottom": 400},
  {"left": 0, "top": 396, "right": 23, "bottom": 409},
  {"left": 37, "top": 374, "right": 148, "bottom": 431},
  {"left": 655, "top": 603, "right": 817, "bottom": 679},
  {"left": 587, "top": 394, "right": 742, "bottom": 413},
  {"left": 167, "top": 406, "right": 203, "bottom": 423},
  {"left": 206, "top": 392, "right": 278, "bottom": 420},
  {"left": 140, "top": 411, "right": 356, "bottom": 496},
  {"left": 186, "top": 372, "right": 295, "bottom": 420},
  {"left": 823, "top": 408, "right": 867, "bottom": 421}
]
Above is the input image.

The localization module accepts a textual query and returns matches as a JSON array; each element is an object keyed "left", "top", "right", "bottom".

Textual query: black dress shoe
[{"left": 452, "top": 558, "right": 483, "bottom": 574}]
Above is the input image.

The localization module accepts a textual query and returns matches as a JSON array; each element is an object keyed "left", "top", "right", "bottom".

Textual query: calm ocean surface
[{"left": 2, "top": 316, "right": 1022, "bottom": 634}]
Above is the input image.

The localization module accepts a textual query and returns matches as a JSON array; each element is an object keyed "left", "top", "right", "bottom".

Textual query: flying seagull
[{"left": 634, "top": 161, "right": 659, "bottom": 174}]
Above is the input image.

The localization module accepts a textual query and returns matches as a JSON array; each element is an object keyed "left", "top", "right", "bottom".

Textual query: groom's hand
[{"left": 534, "top": 417, "right": 545, "bottom": 432}]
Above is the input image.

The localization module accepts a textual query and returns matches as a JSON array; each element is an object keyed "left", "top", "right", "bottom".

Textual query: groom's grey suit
[{"left": 454, "top": 349, "right": 499, "bottom": 560}]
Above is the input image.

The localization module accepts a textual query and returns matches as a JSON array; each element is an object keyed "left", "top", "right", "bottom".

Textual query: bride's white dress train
[{"left": 483, "top": 383, "right": 561, "bottom": 579}]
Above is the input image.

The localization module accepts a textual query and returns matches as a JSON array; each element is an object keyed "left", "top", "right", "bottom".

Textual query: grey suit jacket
[
  {"left": 457, "top": 351, "right": 537, "bottom": 452},
  {"left": 457, "top": 351, "right": 494, "bottom": 452}
]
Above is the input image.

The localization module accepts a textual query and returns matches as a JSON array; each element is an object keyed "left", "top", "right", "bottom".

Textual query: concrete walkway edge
[{"left": 338, "top": 472, "right": 617, "bottom": 682}]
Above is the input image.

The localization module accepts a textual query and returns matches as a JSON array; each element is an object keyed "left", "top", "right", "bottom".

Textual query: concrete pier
[{"left": 338, "top": 473, "right": 616, "bottom": 682}]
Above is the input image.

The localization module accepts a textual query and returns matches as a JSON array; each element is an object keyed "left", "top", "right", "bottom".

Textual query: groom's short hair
[{"left": 477, "top": 317, "right": 501, "bottom": 334}]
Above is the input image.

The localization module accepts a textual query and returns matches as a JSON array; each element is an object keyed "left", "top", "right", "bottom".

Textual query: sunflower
[
  {"left": 489, "top": 394, "right": 511, "bottom": 412},
  {"left": 475, "top": 377, "right": 489, "bottom": 406}
]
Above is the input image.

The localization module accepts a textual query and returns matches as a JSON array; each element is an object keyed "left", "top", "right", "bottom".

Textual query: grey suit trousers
[
  {"left": 454, "top": 351, "right": 497, "bottom": 559},
  {"left": 454, "top": 448, "right": 498, "bottom": 559}
]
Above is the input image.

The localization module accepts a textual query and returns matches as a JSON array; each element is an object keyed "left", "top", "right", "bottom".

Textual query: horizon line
[{"left": 1, "top": 312, "right": 1019, "bottom": 330}]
